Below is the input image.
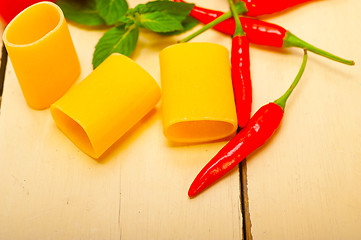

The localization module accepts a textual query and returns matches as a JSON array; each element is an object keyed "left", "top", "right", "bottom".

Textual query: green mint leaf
[
  {"left": 118, "top": 14, "right": 135, "bottom": 28},
  {"left": 125, "top": 20, "right": 135, "bottom": 29},
  {"left": 118, "top": 15, "right": 129, "bottom": 24},
  {"left": 56, "top": 0, "right": 105, "bottom": 26},
  {"left": 180, "top": 16, "right": 199, "bottom": 31},
  {"left": 143, "top": 1, "right": 194, "bottom": 22},
  {"left": 139, "top": 12, "right": 183, "bottom": 33},
  {"left": 160, "top": 15, "right": 199, "bottom": 35},
  {"left": 133, "top": 4, "right": 147, "bottom": 14},
  {"left": 92, "top": 25, "right": 139, "bottom": 69},
  {"left": 118, "top": 8, "right": 137, "bottom": 26},
  {"left": 96, "top": 0, "right": 129, "bottom": 25},
  {"left": 125, "top": 8, "right": 135, "bottom": 17}
]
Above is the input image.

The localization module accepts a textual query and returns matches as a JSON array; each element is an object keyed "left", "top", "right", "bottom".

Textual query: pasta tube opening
[
  {"left": 159, "top": 42, "right": 238, "bottom": 143},
  {"left": 166, "top": 120, "right": 236, "bottom": 143},
  {"left": 3, "top": 2, "right": 80, "bottom": 110},
  {"left": 50, "top": 107, "right": 96, "bottom": 158},
  {"left": 4, "top": 2, "right": 62, "bottom": 46}
]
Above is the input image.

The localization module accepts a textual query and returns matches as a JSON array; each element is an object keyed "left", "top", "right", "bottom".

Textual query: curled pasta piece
[
  {"left": 50, "top": 54, "right": 161, "bottom": 159},
  {"left": 159, "top": 42, "right": 238, "bottom": 143},
  {"left": 3, "top": 2, "right": 80, "bottom": 109}
]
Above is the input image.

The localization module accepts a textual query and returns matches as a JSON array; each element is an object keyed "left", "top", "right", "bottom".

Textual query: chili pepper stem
[
  {"left": 283, "top": 31, "right": 355, "bottom": 66},
  {"left": 227, "top": 0, "right": 244, "bottom": 37},
  {"left": 179, "top": 2, "right": 247, "bottom": 43},
  {"left": 179, "top": 11, "right": 232, "bottom": 43},
  {"left": 274, "top": 49, "right": 308, "bottom": 111}
]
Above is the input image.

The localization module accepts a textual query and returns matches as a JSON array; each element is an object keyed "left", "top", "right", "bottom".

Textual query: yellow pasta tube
[
  {"left": 159, "top": 42, "right": 238, "bottom": 143},
  {"left": 3, "top": 2, "right": 80, "bottom": 110},
  {"left": 50, "top": 54, "right": 161, "bottom": 159}
]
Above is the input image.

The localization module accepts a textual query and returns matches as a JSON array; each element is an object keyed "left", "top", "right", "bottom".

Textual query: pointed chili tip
[
  {"left": 188, "top": 186, "right": 197, "bottom": 198},
  {"left": 238, "top": 119, "right": 249, "bottom": 130}
]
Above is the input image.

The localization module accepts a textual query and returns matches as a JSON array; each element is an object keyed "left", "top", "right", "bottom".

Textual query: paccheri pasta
[
  {"left": 3, "top": 2, "right": 80, "bottom": 109},
  {"left": 50, "top": 54, "right": 161, "bottom": 159},
  {"left": 159, "top": 42, "right": 238, "bottom": 143}
]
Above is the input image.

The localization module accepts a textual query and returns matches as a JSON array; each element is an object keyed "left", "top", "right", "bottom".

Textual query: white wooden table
[{"left": 1, "top": 1, "right": 360, "bottom": 239}]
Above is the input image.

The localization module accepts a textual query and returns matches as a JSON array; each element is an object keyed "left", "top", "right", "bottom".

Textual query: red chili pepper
[
  {"left": 228, "top": 0, "right": 252, "bottom": 128},
  {"left": 188, "top": 50, "right": 308, "bottom": 198},
  {"left": 231, "top": 35, "right": 252, "bottom": 128},
  {"left": 241, "top": 0, "right": 313, "bottom": 17},
  {"left": 0, "top": 0, "right": 56, "bottom": 24},
  {"left": 174, "top": 0, "right": 313, "bottom": 17},
  {"left": 177, "top": 1, "right": 354, "bottom": 66}
]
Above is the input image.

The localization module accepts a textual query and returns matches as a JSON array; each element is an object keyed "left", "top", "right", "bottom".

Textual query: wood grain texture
[
  {"left": 245, "top": 0, "right": 361, "bottom": 239},
  {"left": 0, "top": 1, "right": 242, "bottom": 239}
]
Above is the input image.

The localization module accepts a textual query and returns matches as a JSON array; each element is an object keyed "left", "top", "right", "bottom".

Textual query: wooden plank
[
  {"left": 241, "top": 162, "right": 252, "bottom": 240},
  {"left": 0, "top": 1, "right": 242, "bottom": 239},
  {"left": 245, "top": 0, "right": 361, "bottom": 239},
  {"left": 0, "top": 25, "right": 123, "bottom": 240}
]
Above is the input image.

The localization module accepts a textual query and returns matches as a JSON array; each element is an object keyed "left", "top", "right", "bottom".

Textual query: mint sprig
[
  {"left": 139, "top": 12, "right": 184, "bottom": 32},
  {"left": 93, "top": 0, "right": 196, "bottom": 69},
  {"left": 57, "top": 0, "right": 198, "bottom": 69},
  {"left": 143, "top": 1, "right": 194, "bottom": 22},
  {"left": 56, "top": 0, "right": 106, "bottom": 26},
  {"left": 159, "top": 15, "right": 199, "bottom": 35},
  {"left": 93, "top": 25, "right": 139, "bottom": 69},
  {"left": 96, "top": 0, "right": 129, "bottom": 25}
]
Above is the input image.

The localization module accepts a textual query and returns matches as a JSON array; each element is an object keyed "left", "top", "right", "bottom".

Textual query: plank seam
[
  {"left": 0, "top": 43, "right": 8, "bottom": 101},
  {"left": 240, "top": 160, "right": 253, "bottom": 240}
]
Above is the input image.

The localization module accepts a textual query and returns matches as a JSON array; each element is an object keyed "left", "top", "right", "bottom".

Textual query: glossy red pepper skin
[
  {"left": 0, "top": 0, "right": 56, "bottom": 24},
  {"left": 231, "top": 35, "right": 252, "bottom": 128},
  {"left": 220, "top": 17, "right": 286, "bottom": 47},
  {"left": 174, "top": 0, "right": 313, "bottom": 17},
  {"left": 189, "top": 49, "right": 309, "bottom": 197},
  {"left": 177, "top": 2, "right": 354, "bottom": 65},
  {"left": 242, "top": 0, "right": 313, "bottom": 17},
  {"left": 174, "top": 0, "right": 286, "bottom": 48},
  {"left": 188, "top": 102, "right": 284, "bottom": 197}
]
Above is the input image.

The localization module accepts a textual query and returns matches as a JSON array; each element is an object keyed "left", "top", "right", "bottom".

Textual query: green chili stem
[
  {"left": 179, "top": 2, "right": 247, "bottom": 43},
  {"left": 283, "top": 31, "right": 355, "bottom": 66},
  {"left": 179, "top": 11, "right": 232, "bottom": 43},
  {"left": 227, "top": 0, "right": 244, "bottom": 37},
  {"left": 274, "top": 49, "right": 308, "bottom": 111}
]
